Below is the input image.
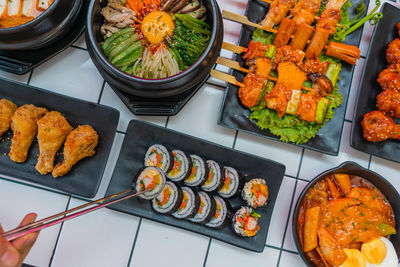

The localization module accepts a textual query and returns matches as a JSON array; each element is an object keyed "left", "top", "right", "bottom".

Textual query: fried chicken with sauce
[
  {"left": 35, "top": 111, "right": 73, "bottom": 175},
  {"left": 52, "top": 125, "right": 99, "bottom": 178},
  {"left": 300, "top": 59, "right": 330, "bottom": 76},
  {"left": 386, "top": 38, "right": 400, "bottom": 65},
  {"left": 290, "top": 0, "right": 321, "bottom": 26},
  {"left": 273, "top": 45, "right": 305, "bottom": 69},
  {"left": 377, "top": 89, "right": 400, "bottom": 118},
  {"left": 316, "top": 9, "right": 341, "bottom": 36},
  {"left": 377, "top": 64, "right": 400, "bottom": 91},
  {"left": 9, "top": 104, "right": 48, "bottom": 163},
  {"left": 242, "top": 41, "right": 270, "bottom": 64},
  {"left": 361, "top": 111, "right": 400, "bottom": 142},
  {"left": 0, "top": 99, "right": 17, "bottom": 136},
  {"left": 260, "top": 0, "right": 296, "bottom": 28}
]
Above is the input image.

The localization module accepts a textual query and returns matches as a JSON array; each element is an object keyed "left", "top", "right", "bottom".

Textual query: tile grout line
[
  {"left": 97, "top": 80, "right": 106, "bottom": 104},
  {"left": 202, "top": 238, "right": 212, "bottom": 267},
  {"left": 276, "top": 148, "right": 305, "bottom": 267},
  {"left": 126, "top": 218, "right": 143, "bottom": 267},
  {"left": 48, "top": 195, "right": 72, "bottom": 267},
  {"left": 27, "top": 70, "right": 34, "bottom": 85},
  {"left": 0, "top": 176, "right": 69, "bottom": 197}
]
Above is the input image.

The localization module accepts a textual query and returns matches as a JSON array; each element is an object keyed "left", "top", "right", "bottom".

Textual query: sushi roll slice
[
  {"left": 232, "top": 206, "right": 261, "bottom": 237},
  {"left": 189, "top": 191, "right": 216, "bottom": 225},
  {"left": 242, "top": 178, "right": 269, "bottom": 208},
  {"left": 144, "top": 144, "right": 173, "bottom": 173},
  {"left": 152, "top": 181, "right": 183, "bottom": 214},
  {"left": 184, "top": 155, "right": 208, "bottom": 187},
  {"left": 135, "top": 166, "right": 166, "bottom": 200},
  {"left": 167, "top": 150, "right": 192, "bottom": 182},
  {"left": 201, "top": 160, "right": 224, "bottom": 193},
  {"left": 206, "top": 196, "right": 232, "bottom": 229},
  {"left": 218, "top": 167, "right": 242, "bottom": 199},
  {"left": 172, "top": 187, "right": 200, "bottom": 219}
]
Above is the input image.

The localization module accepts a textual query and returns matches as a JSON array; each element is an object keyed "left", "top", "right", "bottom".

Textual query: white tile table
[{"left": 0, "top": 0, "right": 399, "bottom": 266}]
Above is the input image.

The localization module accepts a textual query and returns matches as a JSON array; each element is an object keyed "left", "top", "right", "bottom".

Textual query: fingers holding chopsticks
[{"left": 0, "top": 213, "right": 39, "bottom": 267}]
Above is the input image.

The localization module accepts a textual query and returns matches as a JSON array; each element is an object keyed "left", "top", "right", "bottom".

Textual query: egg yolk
[
  {"left": 361, "top": 238, "right": 387, "bottom": 265},
  {"left": 141, "top": 11, "right": 174, "bottom": 45},
  {"left": 341, "top": 249, "right": 367, "bottom": 267}
]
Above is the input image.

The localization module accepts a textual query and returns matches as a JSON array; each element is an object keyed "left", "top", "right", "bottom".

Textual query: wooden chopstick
[{"left": 2, "top": 188, "right": 149, "bottom": 241}]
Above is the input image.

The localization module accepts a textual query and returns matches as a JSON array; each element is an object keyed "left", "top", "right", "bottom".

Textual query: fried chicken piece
[
  {"left": 386, "top": 38, "right": 400, "bottom": 65},
  {"left": 316, "top": 9, "right": 341, "bottom": 36},
  {"left": 273, "top": 45, "right": 305, "bottom": 69},
  {"left": 9, "top": 104, "right": 48, "bottom": 163},
  {"left": 296, "top": 93, "right": 318, "bottom": 122},
  {"left": 243, "top": 41, "right": 270, "bottom": 64},
  {"left": 35, "top": 111, "right": 73, "bottom": 175},
  {"left": 377, "top": 89, "right": 400, "bottom": 118},
  {"left": 260, "top": 0, "right": 296, "bottom": 28},
  {"left": 377, "top": 64, "right": 400, "bottom": 91},
  {"left": 361, "top": 111, "right": 400, "bottom": 142},
  {"left": 301, "top": 59, "right": 330, "bottom": 75},
  {"left": 238, "top": 58, "right": 272, "bottom": 108},
  {"left": 266, "top": 85, "right": 292, "bottom": 117},
  {"left": 0, "top": 99, "right": 17, "bottom": 136},
  {"left": 290, "top": 0, "right": 321, "bottom": 26},
  {"left": 52, "top": 125, "right": 99, "bottom": 178}
]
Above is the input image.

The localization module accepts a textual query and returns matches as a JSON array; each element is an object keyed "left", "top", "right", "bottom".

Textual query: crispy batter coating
[
  {"left": 377, "top": 89, "right": 400, "bottom": 118},
  {"left": 361, "top": 111, "right": 400, "bottom": 142},
  {"left": 0, "top": 99, "right": 17, "bottom": 136},
  {"left": 377, "top": 64, "right": 400, "bottom": 91}
]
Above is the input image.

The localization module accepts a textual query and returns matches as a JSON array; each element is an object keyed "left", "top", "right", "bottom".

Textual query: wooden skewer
[
  {"left": 222, "top": 42, "right": 248, "bottom": 54},
  {"left": 222, "top": 10, "right": 278, "bottom": 34},
  {"left": 259, "top": 0, "right": 345, "bottom": 27},
  {"left": 214, "top": 57, "right": 334, "bottom": 97}
]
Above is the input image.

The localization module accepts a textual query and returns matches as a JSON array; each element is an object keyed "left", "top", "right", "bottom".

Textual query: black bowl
[
  {"left": 292, "top": 161, "right": 400, "bottom": 266},
  {"left": 0, "top": 0, "right": 83, "bottom": 50},
  {"left": 86, "top": 0, "right": 223, "bottom": 98}
]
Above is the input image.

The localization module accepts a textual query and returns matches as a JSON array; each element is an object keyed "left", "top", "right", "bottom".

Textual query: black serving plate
[
  {"left": 0, "top": 0, "right": 89, "bottom": 75},
  {"left": 292, "top": 161, "right": 400, "bottom": 266},
  {"left": 351, "top": 3, "right": 400, "bottom": 163},
  {"left": 0, "top": 78, "right": 119, "bottom": 198},
  {"left": 218, "top": 0, "right": 368, "bottom": 156},
  {"left": 105, "top": 120, "right": 286, "bottom": 252},
  {"left": 110, "top": 74, "right": 210, "bottom": 116}
]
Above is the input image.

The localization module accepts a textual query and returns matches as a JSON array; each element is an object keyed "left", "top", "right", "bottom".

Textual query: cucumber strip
[
  {"left": 104, "top": 32, "right": 135, "bottom": 56},
  {"left": 109, "top": 36, "right": 136, "bottom": 60},
  {"left": 112, "top": 42, "right": 142, "bottom": 65},
  {"left": 116, "top": 48, "right": 143, "bottom": 68},
  {"left": 286, "top": 90, "right": 302, "bottom": 116},
  {"left": 315, "top": 98, "right": 330, "bottom": 124},
  {"left": 265, "top": 45, "right": 276, "bottom": 59},
  {"left": 325, "top": 63, "right": 341, "bottom": 87},
  {"left": 102, "top": 28, "right": 134, "bottom": 53}
]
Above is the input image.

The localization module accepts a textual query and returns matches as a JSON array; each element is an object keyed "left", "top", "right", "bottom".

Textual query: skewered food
[
  {"left": 184, "top": 155, "right": 208, "bottom": 187},
  {"left": 36, "top": 111, "right": 73, "bottom": 175},
  {"left": 361, "top": 111, "right": 400, "bottom": 142},
  {"left": 296, "top": 173, "right": 397, "bottom": 267},
  {"left": 135, "top": 166, "right": 167, "bottom": 199},
  {"left": 242, "top": 178, "right": 269, "bottom": 208},
  {"left": 377, "top": 64, "right": 400, "bottom": 91},
  {"left": 167, "top": 150, "right": 192, "bottom": 182},
  {"left": 152, "top": 181, "right": 183, "bottom": 214},
  {"left": 290, "top": 22, "right": 314, "bottom": 50},
  {"left": 52, "top": 125, "right": 99, "bottom": 178},
  {"left": 290, "top": 0, "right": 321, "bottom": 26},
  {"left": 0, "top": 99, "right": 17, "bottom": 136},
  {"left": 100, "top": 0, "right": 211, "bottom": 78},
  {"left": 377, "top": 89, "right": 400, "bottom": 118},
  {"left": 0, "top": 0, "right": 54, "bottom": 28},
  {"left": 172, "top": 187, "right": 200, "bottom": 219},
  {"left": 144, "top": 144, "right": 173, "bottom": 173},
  {"left": 260, "top": 0, "right": 296, "bottom": 28},
  {"left": 9, "top": 104, "right": 48, "bottom": 163},
  {"left": 273, "top": 18, "right": 296, "bottom": 48},
  {"left": 232, "top": 206, "right": 261, "bottom": 237}
]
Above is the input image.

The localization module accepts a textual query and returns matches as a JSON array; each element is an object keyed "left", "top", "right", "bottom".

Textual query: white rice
[
  {"left": 242, "top": 178, "right": 268, "bottom": 208},
  {"left": 144, "top": 144, "right": 171, "bottom": 172},
  {"left": 152, "top": 181, "right": 179, "bottom": 213},
  {"left": 167, "top": 150, "right": 190, "bottom": 182},
  {"left": 136, "top": 166, "right": 166, "bottom": 200},
  {"left": 173, "top": 187, "right": 197, "bottom": 219},
  {"left": 184, "top": 155, "right": 207, "bottom": 187},
  {"left": 201, "top": 160, "right": 222, "bottom": 192},
  {"left": 206, "top": 196, "right": 228, "bottom": 228},
  {"left": 218, "top": 166, "right": 240, "bottom": 198}
]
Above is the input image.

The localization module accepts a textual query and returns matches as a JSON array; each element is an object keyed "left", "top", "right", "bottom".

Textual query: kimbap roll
[
  {"left": 232, "top": 206, "right": 261, "bottom": 237},
  {"left": 135, "top": 166, "right": 166, "bottom": 200},
  {"left": 184, "top": 155, "right": 208, "bottom": 187},
  {"left": 152, "top": 181, "right": 183, "bottom": 214},
  {"left": 201, "top": 160, "right": 224, "bottom": 193},
  {"left": 242, "top": 178, "right": 269, "bottom": 208},
  {"left": 189, "top": 191, "right": 216, "bottom": 225},
  {"left": 144, "top": 144, "right": 173, "bottom": 173},
  {"left": 218, "top": 167, "right": 242, "bottom": 199},
  {"left": 172, "top": 187, "right": 200, "bottom": 219},
  {"left": 206, "top": 196, "right": 231, "bottom": 229},
  {"left": 167, "top": 150, "right": 192, "bottom": 182}
]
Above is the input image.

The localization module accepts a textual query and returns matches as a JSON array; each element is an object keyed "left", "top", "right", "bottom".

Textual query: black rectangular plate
[
  {"left": 351, "top": 3, "right": 400, "bottom": 163},
  {"left": 0, "top": 0, "right": 88, "bottom": 75},
  {"left": 0, "top": 78, "right": 119, "bottom": 198},
  {"left": 218, "top": 0, "right": 368, "bottom": 156},
  {"left": 105, "top": 120, "right": 285, "bottom": 252}
]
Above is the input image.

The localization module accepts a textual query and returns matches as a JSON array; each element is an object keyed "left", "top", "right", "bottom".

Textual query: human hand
[{"left": 0, "top": 213, "right": 39, "bottom": 267}]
